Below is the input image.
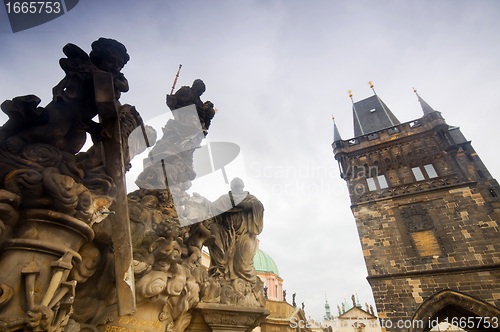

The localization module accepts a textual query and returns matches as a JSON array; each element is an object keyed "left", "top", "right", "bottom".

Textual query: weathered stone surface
[
  {"left": 334, "top": 108, "right": 500, "bottom": 331},
  {"left": 0, "top": 38, "right": 148, "bottom": 332}
]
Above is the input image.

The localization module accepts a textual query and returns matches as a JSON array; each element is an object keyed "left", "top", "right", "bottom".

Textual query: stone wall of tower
[
  {"left": 355, "top": 184, "right": 500, "bottom": 329},
  {"left": 333, "top": 110, "right": 500, "bottom": 332}
]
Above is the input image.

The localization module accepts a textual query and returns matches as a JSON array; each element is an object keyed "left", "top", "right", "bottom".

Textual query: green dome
[{"left": 253, "top": 248, "right": 280, "bottom": 277}]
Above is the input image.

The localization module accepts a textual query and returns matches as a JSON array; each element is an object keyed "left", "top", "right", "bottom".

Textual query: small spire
[
  {"left": 413, "top": 87, "right": 435, "bottom": 115},
  {"left": 332, "top": 116, "right": 342, "bottom": 142}
]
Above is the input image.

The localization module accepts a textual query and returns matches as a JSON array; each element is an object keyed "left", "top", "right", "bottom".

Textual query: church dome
[{"left": 254, "top": 248, "right": 280, "bottom": 277}]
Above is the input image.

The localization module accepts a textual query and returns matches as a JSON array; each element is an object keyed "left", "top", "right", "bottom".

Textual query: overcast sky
[{"left": 1, "top": 0, "right": 500, "bottom": 321}]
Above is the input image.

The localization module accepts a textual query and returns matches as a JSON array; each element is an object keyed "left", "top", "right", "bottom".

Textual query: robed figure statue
[{"left": 205, "top": 178, "right": 264, "bottom": 284}]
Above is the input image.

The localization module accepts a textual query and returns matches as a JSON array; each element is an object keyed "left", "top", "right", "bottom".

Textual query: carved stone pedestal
[{"left": 186, "top": 303, "right": 269, "bottom": 332}]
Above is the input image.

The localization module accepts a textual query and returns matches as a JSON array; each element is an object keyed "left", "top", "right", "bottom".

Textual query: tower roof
[
  {"left": 324, "top": 293, "right": 334, "bottom": 320},
  {"left": 333, "top": 118, "right": 342, "bottom": 142},
  {"left": 417, "top": 94, "right": 436, "bottom": 116},
  {"left": 353, "top": 95, "right": 400, "bottom": 137},
  {"left": 254, "top": 248, "right": 280, "bottom": 277}
]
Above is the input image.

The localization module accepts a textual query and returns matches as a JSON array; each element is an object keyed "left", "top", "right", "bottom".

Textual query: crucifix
[{"left": 93, "top": 71, "right": 136, "bottom": 316}]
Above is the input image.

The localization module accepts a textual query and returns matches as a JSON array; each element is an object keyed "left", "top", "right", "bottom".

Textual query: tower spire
[
  {"left": 369, "top": 81, "right": 395, "bottom": 127},
  {"left": 333, "top": 115, "right": 342, "bottom": 142},
  {"left": 323, "top": 290, "right": 334, "bottom": 321},
  {"left": 352, "top": 84, "right": 400, "bottom": 137},
  {"left": 350, "top": 90, "right": 365, "bottom": 136},
  {"left": 413, "top": 87, "right": 435, "bottom": 115}
]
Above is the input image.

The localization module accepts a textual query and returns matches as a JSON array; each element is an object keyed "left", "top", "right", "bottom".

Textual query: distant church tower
[
  {"left": 323, "top": 292, "right": 334, "bottom": 321},
  {"left": 332, "top": 86, "right": 500, "bottom": 331}
]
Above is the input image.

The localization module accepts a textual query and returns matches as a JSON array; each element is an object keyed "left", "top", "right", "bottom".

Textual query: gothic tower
[{"left": 332, "top": 88, "right": 500, "bottom": 331}]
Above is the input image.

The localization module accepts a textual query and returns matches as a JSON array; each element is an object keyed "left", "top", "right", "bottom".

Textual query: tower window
[
  {"left": 367, "top": 178, "right": 377, "bottom": 191},
  {"left": 424, "top": 164, "right": 438, "bottom": 178},
  {"left": 367, "top": 175, "right": 389, "bottom": 191},
  {"left": 412, "top": 164, "right": 438, "bottom": 181},
  {"left": 490, "top": 189, "right": 498, "bottom": 198},
  {"left": 466, "top": 154, "right": 474, "bottom": 162},
  {"left": 477, "top": 170, "right": 485, "bottom": 179},
  {"left": 412, "top": 167, "right": 425, "bottom": 181},
  {"left": 377, "top": 175, "right": 388, "bottom": 189}
]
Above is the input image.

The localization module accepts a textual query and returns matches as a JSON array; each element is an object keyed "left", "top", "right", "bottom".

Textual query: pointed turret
[
  {"left": 355, "top": 292, "right": 361, "bottom": 308},
  {"left": 323, "top": 292, "right": 334, "bottom": 320},
  {"left": 413, "top": 88, "right": 435, "bottom": 115},
  {"left": 333, "top": 116, "right": 342, "bottom": 142},
  {"left": 352, "top": 82, "right": 401, "bottom": 137}
]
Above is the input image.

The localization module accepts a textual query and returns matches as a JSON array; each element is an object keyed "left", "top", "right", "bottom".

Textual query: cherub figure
[{"left": 0, "top": 38, "right": 130, "bottom": 154}]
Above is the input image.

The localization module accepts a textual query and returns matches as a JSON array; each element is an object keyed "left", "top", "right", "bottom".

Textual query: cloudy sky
[{"left": 1, "top": 0, "right": 500, "bottom": 321}]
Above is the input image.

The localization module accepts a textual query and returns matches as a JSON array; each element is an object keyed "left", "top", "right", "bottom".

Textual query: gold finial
[
  {"left": 412, "top": 87, "right": 419, "bottom": 101},
  {"left": 214, "top": 108, "right": 219, "bottom": 113},
  {"left": 332, "top": 114, "right": 335, "bottom": 120},
  {"left": 368, "top": 81, "right": 374, "bottom": 89},
  {"left": 348, "top": 90, "right": 353, "bottom": 98}
]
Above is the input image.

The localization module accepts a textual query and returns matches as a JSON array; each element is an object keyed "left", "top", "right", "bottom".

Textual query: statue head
[
  {"left": 90, "top": 38, "right": 130, "bottom": 75},
  {"left": 191, "top": 79, "right": 206, "bottom": 96},
  {"left": 230, "top": 177, "right": 245, "bottom": 193}
]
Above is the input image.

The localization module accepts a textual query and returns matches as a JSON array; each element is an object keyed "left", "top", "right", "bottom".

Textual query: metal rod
[{"left": 170, "top": 64, "right": 182, "bottom": 95}]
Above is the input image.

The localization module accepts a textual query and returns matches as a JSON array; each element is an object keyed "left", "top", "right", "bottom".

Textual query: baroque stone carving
[
  {"left": 0, "top": 38, "right": 151, "bottom": 332},
  {"left": 0, "top": 38, "right": 266, "bottom": 332}
]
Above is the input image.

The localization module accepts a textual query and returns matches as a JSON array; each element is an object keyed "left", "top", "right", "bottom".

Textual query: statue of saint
[
  {"left": 205, "top": 178, "right": 264, "bottom": 284},
  {"left": 166, "top": 79, "right": 215, "bottom": 134}
]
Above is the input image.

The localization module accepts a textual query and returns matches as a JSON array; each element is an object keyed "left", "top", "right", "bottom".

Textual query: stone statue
[
  {"left": 264, "top": 287, "right": 268, "bottom": 299},
  {"left": 292, "top": 293, "right": 296, "bottom": 307},
  {"left": 0, "top": 38, "right": 268, "bottom": 332},
  {"left": 188, "top": 177, "right": 266, "bottom": 307},
  {"left": 0, "top": 38, "right": 151, "bottom": 332},
  {"left": 283, "top": 290, "right": 287, "bottom": 302},
  {"left": 352, "top": 294, "right": 356, "bottom": 307},
  {"left": 0, "top": 38, "right": 130, "bottom": 155},
  {"left": 370, "top": 305, "right": 374, "bottom": 315},
  {"left": 166, "top": 79, "right": 215, "bottom": 135},
  {"left": 337, "top": 305, "right": 341, "bottom": 316},
  {"left": 206, "top": 178, "right": 264, "bottom": 282},
  {"left": 301, "top": 302, "right": 305, "bottom": 310}
]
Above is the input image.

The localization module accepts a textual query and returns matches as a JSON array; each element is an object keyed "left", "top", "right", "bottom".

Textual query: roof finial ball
[
  {"left": 368, "top": 81, "right": 376, "bottom": 94},
  {"left": 348, "top": 90, "right": 353, "bottom": 98},
  {"left": 413, "top": 87, "right": 420, "bottom": 101}
]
